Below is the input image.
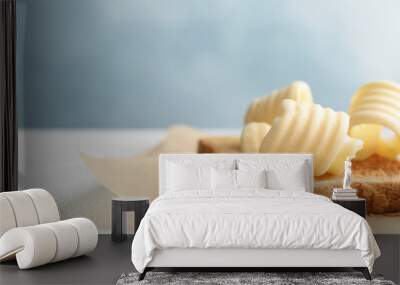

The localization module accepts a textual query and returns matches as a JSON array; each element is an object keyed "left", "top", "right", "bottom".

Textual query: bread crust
[{"left": 198, "top": 136, "right": 241, "bottom": 154}]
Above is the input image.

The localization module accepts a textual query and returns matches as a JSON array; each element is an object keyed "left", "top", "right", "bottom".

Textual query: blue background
[{"left": 16, "top": 0, "right": 400, "bottom": 128}]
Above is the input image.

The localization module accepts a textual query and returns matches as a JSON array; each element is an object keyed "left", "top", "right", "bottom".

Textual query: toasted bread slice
[{"left": 315, "top": 155, "right": 400, "bottom": 215}]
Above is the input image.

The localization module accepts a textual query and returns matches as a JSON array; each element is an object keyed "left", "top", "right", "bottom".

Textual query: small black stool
[{"left": 111, "top": 197, "right": 149, "bottom": 242}]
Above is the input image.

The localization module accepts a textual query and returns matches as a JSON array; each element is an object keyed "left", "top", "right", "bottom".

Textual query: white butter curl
[
  {"left": 349, "top": 81, "right": 400, "bottom": 160},
  {"left": 240, "top": 122, "right": 271, "bottom": 153},
  {"left": 245, "top": 81, "right": 313, "bottom": 124},
  {"left": 259, "top": 99, "right": 363, "bottom": 176}
]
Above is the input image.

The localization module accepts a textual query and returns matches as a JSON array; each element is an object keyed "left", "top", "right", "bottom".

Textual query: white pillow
[
  {"left": 237, "top": 170, "right": 267, "bottom": 188},
  {"left": 167, "top": 163, "right": 211, "bottom": 191},
  {"left": 211, "top": 169, "right": 237, "bottom": 189},
  {"left": 211, "top": 169, "right": 267, "bottom": 190},
  {"left": 266, "top": 165, "right": 307, "bottom": 191},
  {"left": 238, "top": 159, "right": 309, "bottom": 192}
]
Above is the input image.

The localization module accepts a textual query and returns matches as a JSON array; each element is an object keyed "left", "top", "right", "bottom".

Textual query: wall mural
[
  {"left": 82, "top": 81, "right": 400, "bottom": 218},
  {"left": 17, "top": 0, "right": 400, "bottom": 234}
]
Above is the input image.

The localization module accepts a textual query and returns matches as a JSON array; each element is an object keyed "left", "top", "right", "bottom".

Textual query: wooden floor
[{"left": 0, "top": 235, "right": 399, "bottom": 285}]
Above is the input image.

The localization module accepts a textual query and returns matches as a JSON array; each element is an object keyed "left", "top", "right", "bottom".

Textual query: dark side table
[
  {"left": 332, "top": 198, "right": 366, "bottom": 218},
  {"left": 112, "top": 197, "right": 149, "bottom": 242}
]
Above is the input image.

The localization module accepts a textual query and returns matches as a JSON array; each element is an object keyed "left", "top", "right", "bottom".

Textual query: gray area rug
[{"left": 116, "top": 272, "right": 396, "bottom": 285}]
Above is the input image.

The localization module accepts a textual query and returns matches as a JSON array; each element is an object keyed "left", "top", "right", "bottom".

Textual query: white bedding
[{"left": 131, "top": 189, "right": 380, "bottom": 273}]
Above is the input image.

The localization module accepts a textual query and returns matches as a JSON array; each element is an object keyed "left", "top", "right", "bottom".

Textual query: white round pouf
[
  {"left": 42, "top": 221, "right": 79, "bottom": 262},
  {"left": 0, "top": 226, "right": 57, "bottom": 269},
  {"left": 0, "top": 218, "right": 98, "bottom": 269},
  {"left": 0, "top": 196, "right": 17, "bottom": 237},
  {"left": 0, "top": 189, "right": 98, "bottom": 269},
  {"left": 24, "top": 188, "right": 60, "bottom": 223},
  {"left": 64, "top": 218, "right": 98, "bottom": 257}
]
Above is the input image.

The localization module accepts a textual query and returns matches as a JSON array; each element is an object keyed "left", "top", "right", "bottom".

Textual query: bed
[{"left": 131, "top": 154, "right": 380, "bottom": 280}]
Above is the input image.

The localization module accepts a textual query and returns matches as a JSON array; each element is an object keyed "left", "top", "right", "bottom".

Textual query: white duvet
[{"left": 131, "top": 189, "right": 380, "bottom": 272}]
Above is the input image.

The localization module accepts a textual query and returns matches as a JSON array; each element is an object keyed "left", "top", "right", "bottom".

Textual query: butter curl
[
  {"left": 240, "top": 122, "right": 271, "bottom": 153},
  {"left": 245, "top": 81, "right": 313, "bottom": 124},
  {"left": 259, "top": 99, "right": 363, "bottom": 176},
  {"left": 349, "top": 81, "right": 400, "bottom": 160}
]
